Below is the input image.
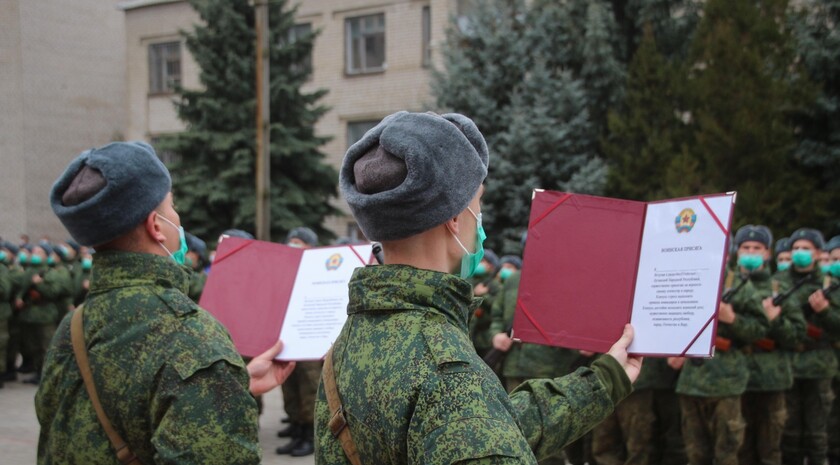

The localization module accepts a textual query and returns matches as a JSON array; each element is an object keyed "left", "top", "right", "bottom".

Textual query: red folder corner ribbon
[
  {"left": 212, "top": 240, "right": 254, "bottom": 266},
  {"left": 529, "top": 193, "right": 572, "bottom": 230},
  {"left": 699, "top": 196, "right": 728, "bottom": 236},
  {"left": 680, "top": 312, "right": 716, "bottom": 357},
  {"left": 517, "top": 298, "right": 553, "bottom": 345},
  {"left": 347, "top": 245, "right": 367, "bottom": 266}
]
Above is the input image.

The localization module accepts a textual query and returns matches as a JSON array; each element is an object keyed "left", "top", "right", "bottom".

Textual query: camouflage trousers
[
  {"left": 505, "top": 376, "right": 566, "bottom": 465},
  {"left": 740, "top": 391, "right": 787, "bottom": 465},
  {"left": 830, "top": 378, "right": 840, "bottom": 463},
  {"left": 592, "top": 388, "right": 654, "bottom": 465},
  {"left": 782, "top": 377, "right": 835, "bottom": 465},
  {"left": 0, "top": 318, "right": 8, "bottom": 374},
  {"left": 679, "top": 395, "right": 745, "bottom": 465},
  {"left": 651, "top": 388, "right": 687, "bottom": 465},
  {"left": 19, "top": 321, "right": 55, "bottom": 375},
  {"left": 281, "top": 360, "right": 322, "bottom": 424},
  {"left": 5, "top": 313, "right": 20, "bottom": 373}
]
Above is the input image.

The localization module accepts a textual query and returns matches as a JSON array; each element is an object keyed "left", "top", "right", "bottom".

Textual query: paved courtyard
[{"left": 0, "top": 377, "right": 314, "bottom": 465}]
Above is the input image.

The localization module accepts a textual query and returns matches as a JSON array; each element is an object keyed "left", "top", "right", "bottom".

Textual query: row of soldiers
[{"left": 469, "top": 226, "right": 840, "bottom": 465}]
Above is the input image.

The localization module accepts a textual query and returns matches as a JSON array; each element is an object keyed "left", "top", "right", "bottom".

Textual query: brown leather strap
[
  {"left": 71, "top": 306, "right": 142, "bottom": 465},
  {"left": 323, "top": 347, "right": 363, "bottom": 465}
]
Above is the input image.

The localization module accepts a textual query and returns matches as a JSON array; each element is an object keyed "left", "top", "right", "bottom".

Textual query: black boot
[
  {"left": 275, "top": 423, "right": 303, "bottom": 455},
  {"left": 0, "top": 370, "right": 16, "bottom": 382},
  {"left": 277, "top": 422, "right": 300, "bottom": 438},
  {"left": 290, "top": 424, "right": 314, "bottom": 457}
]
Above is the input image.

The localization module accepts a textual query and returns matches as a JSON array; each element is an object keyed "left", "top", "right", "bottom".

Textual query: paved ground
[{"left": 0, "top": 375, "right": 314, "bottom": 465}]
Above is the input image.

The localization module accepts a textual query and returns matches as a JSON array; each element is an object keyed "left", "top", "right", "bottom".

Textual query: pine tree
[
  {"left": 791, "top": 0, "right": 840, "bottom": 235},
  {"left": 159, "top": 0, "right": 337, "bottom": 242},
  {"left": 681, "top": 0, "right": 820, "bottom": 233}
]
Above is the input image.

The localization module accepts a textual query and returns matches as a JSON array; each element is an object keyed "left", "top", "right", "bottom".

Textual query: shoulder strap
[
  {"left": 323, "top": 347, "right": 363, "bottom": 465},
  {"left": 70, "top": 306, "right": 143, "bottom": 465}
]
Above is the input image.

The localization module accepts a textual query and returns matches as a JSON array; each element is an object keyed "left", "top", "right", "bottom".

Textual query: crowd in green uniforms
[
  {"left": 0, "top": 237, "right": 92, "bottom": 387},
  {"left": 470, "top": 225, "right": 840, "bottom": 465}
]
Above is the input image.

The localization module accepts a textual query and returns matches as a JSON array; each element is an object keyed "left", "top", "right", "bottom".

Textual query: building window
[
  {"left": 347, "top": 120, "right": 380, "bottom": 148},
  {"left": 150, "top": 136, "right": 179, "bottom": 166},
  {"left": 345, "top": 14, "right": 385, "bottom": 74},
  {"left": 422, "top": 6, "right": 431, "bottom": 67},
  {"left": 286, "top": 23, "right": 313, "bottom": 76},
  {"left": 346, "top": 222, "right": 365, "bottom": 242},
  {"left": 148, "top": 42, "right": 181, "bottom": 94}
]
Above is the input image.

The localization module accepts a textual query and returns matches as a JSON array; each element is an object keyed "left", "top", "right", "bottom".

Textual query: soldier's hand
[
  {"left": 579, "top": 350, "right": 595, "bottom": 357},
  {"left": 492, "top": 332, "right": 513, "bottom": 352},
  {"left": 809, "top": 290, "right": 830, "bottom": 313},
  {"left": 32, "top": 274, "right": 43, "bottom": 285},
  {"left": 474, "top": 283, "right": 489, "bottom": 296},
  {"left": 762, "top": 297, "right": 781, "bottom": 321},
  {"left": 667, "top": 357, "right": 685, "bottom": 370},
  {"left": 717, "top": 302, "right": 736, "bottom": 324},
  {"left": 247, "top": 340, "right": 296, "bottom": 396},
  {"left": 14, "top": 298, "right": 24, "bottom": 310},
  {"left": 82, "top": 279, "right": 90, "bottom": 291},
  {"left": 606, "top": 324, "right": 643, "bottom": 383}
]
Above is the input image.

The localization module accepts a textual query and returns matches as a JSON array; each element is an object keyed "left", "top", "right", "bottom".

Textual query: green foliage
[
  {"left": 434, "top": 0, "right": 623, "bottom": 253},
  {"left": 159, "top": 0, "right": 337, "bottom": 243}
]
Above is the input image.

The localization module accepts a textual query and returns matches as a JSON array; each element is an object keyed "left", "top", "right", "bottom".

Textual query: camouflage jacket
[
  {"left": 676, "top": 276, "right": 769, "bottom": 397},
  {"left": 634, "top": 357, "right": 680, "bottom": 391},
  {"left": 0, "top": 261, "right": 12, "bottom": 320},
  {"left": 35, "top": 251, "right": 260, "bottom": 465},
  {"left": 469, "top": 276, "right": 500, "bottom": 353},
  {"left": 489, "top": 272, "right": 582, "bottom": 379},
  {"left": 17, "top": 264, "right": 66, "bottom": 325},
  {"left": 314, "top": 265, "right": 631, "bottom": 464},
  {"left": 188, "top": 269, "right": 207, "bottom": 303},
  {"left": 745, "top": 268, "right": 805, "bottom": 392},
  {"left": 776, "top": 267, "right": 840, "bottom": 379}
]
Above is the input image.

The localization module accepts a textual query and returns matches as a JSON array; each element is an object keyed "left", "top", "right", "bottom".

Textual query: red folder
[
  {"left": 199, "top": 237, "right": 375, "bottom": 358},
  {"left": 513, "top": 191, "right": 734, "bottom": 357}
]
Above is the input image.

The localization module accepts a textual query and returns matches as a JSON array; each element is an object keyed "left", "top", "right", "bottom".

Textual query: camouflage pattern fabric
[
  {"left": 592, "top": 388, "right": 654, "bottom": 465},
  {"left": 651, "top": 387, "right": 688, "bottom": 465},
  {"left": 468, "top": 276, "right": 500, "bottom": 357},
  {"left": 828, "top": 377, "right": 840, "bottom": 463},
  {"left": 740, "top": 391, "right": 786, "bottom": 465},
  {"left": 35, "top": 251, "right": 260, "bottom": 464},
  {"left": 783, "top": 378, "right": 835, "bottom": 465},
  {"left": 679, "top": 395, "right": 745, "bottom": 465},
  {"left": 188, "top": 269, "right": 207, "bottom": 303},
  {"left": 281, "top": 360, "right": 321, "bottom": 424},
  {"left": 0, "top": 261, "right": 12, "bottom": 374},
  {"left": 314, "top": 264, "right": 631, "bottom": 464}
]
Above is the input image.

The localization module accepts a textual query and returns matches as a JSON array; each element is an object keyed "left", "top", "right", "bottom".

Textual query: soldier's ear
[{"left": 144, "top": 210, "right": 167, "bottom": 244}]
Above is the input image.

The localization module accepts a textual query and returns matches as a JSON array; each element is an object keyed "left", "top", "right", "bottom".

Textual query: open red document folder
[
  {"left": 513, "top": 190, "right": 736, "bottom": 357},
  {"left": 199, "top": 237, "right": 374, "bottom": 360}
]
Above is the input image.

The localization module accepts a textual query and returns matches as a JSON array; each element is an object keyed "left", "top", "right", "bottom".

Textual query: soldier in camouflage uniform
[
  {"left": 780, "top": 228, "right": 840, "bottom": 465},
  {"left": 670, "top": 225, "right": 772, "bottom": 465},
  {"left": 315, "top": 111, "right": 642, "bottom": 464},
  {"left": 36, "top": 141, "right": 294, "bottom": 464},
  {"left": 0, "top": 241, "right": 15, "bottom": 388},
  {"left": 825, "top": 235, "right": 840, "bottom": 465},
  {"left": 738, "top": 226, "right": 806, "bottom": 465},
  {"left": 468, "top": 248, "right": 500, "bottom": 362},
  {"left": 775, "top": 237, "right": 792, "bottom": 276},
  {"left": 185, "top": 232, "right": 208, "bottom": 302}
]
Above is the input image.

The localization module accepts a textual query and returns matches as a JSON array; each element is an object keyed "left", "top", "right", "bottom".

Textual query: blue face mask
[
  {"left": 821, "top": 264, "right": 831, "bottom": 274},
  {"left": 47, "top": 256, "right": 56, "bottom": 266},
  {"left": 499, "top": 267, "right": 514, "bottom": 281},
  {"left": 738, "top": 254, "right": 764, "bottom": 272},
  {"left": 81, "top": 258, "right": 93, "bottom": 270},
  {"left": 830, "top": 261, "right": 840, "bottom": 278},
  {"left": 451, "top": 207, "right": 486, "bottom": 280},
  {"left": 474, "top": 263, "right": 488, "bottom": 277},
  {"left": 158, "top": 214, "right": 188, "bottom": 266},
  {"left": 777, "top": 262, "right": 791, "bottom": 272},
  {"left": 29, "top": 255, "right": 44, "bottom": 266},
  {"left": 792, "top": 249, "right": 813, "bottom": 269},
  {"left": 0, "top": 251, "right": 6, "bottom": 263},
  {"left": 17, "top": 252, "right": 27, "bottom": 265}
]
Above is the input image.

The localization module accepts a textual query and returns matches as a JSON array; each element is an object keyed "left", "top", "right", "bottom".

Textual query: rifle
[
  {"left": 820, "top": 276, "right": 839, "bottom": 301},
  {"left": 482, "top": 324, "right": 512, "bottom": 368},
  {"left": 721, "top": 271, "right": 750, "bottom": 304},
  {"left": 771, "top": 273, "right": 812, "bottom": 307}
]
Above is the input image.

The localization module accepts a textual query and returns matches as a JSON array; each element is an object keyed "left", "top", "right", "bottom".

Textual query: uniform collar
[
  {"left": 90, "top": 250, "right": 190, "bottom": 295},
  {"left": 347, "top": 264, "right": 481, "bottom": 335}
]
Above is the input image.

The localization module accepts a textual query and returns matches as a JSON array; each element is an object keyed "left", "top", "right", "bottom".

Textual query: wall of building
[{"left": 0, "top": 0, "right": 127, "bottom": 241}]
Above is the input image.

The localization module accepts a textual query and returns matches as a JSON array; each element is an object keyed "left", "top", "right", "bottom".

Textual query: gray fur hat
[
  {"left": 340, "top": 111, "right": 489, "bottom": 241},
  {"left": 734, "top": 225, "right": 772, "bottom": 248},
  {"left": 50, "top": 141, "right": 171, "bottom": 247},
  {"left": 790, "top": 228, "right": 825, "bottom": 250},
  {"left": 775, "top": 237, "right": 791, "bottom": 255},
  {"left": 826, "top": 235, "right": 840, "bottom": 252},
  {"left": 500, "top": 255, "right": 523, "bottom": 269},
  {"left": 286, "top": 227, "right": 318, "bottom": 246},
  {"left": 482, "top": 249, "right": 500, "bottom": 271}
]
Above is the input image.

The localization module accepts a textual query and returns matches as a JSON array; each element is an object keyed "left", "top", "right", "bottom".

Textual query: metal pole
[{"left": 254, "top": 0, "right": 271, "bottom": 241}]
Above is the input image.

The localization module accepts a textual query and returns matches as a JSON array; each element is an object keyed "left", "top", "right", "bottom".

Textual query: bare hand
[
  {"left": 474, "top": 283, "right": 489, "bottom": 296},
  {"left": 718, "top": 302, "right": 736, "bottom": 324},
  {"left": 31, "top": 274, "right": 43, "bottom": 285},
  {"left": 82, "top": 279, "right": 90, "bottom": 291},
  {"left": 809, "top": 290, "right": 830, "bottom": 313},
  {"left": 14, "top": 298, "right": 24, "bottom": 310},
  {"left": 492, "top": 332, "right": 513, "bottom": 352},
  {"left": 579, "top": 350, "right": 595, "bottom": 357},
  {"left": 667, "top": 357, "right": 685, "bottom": 370},
  {"left": 606, "top": 324, "right": 643, "bottom": 383},
  {"left": 762, "top": 297, "right": 781, "bottom": 321},
  {"left": 246, "top": 340, "right": 296, "bottom": 396}
]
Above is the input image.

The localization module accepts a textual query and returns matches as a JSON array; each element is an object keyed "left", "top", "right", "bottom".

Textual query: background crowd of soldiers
[{"left": 4, "top": 220, "right": 839, "bottom": 465}]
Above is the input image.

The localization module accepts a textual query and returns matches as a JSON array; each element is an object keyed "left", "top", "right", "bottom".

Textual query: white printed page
[
  {"left": 628, "top": 194, "right": 735, "bottom": 356},
  {"left": 276, "top": 244, "right": 373, "bottom": 360}
]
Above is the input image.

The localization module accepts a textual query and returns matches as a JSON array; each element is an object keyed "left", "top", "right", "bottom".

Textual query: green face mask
[
  {"left": 499, "top": 268, "right": 514, "bottom": 281},
  {"left": 474, "top": 263, "right": 488, "bottom": 277},
  {"left": 821, "top": 264, "right": 831, "bottom": 274},
  {"left": 792, "top": 249, "right": 813, "bottom": 269},
  {"left": 0, "top": 251, "right": 6, "bottom": 263},
  {"left": 17, "top": 252, "right": 27, "bottom": 265},
  {"left": 29, "top": 255, "right": 43, "bottom": 266},
  {"left": 451, "top": 207, "right": 486, "bottom": 280},
  {"left": 777, "top": 262, "right": 791, "bottom": 271},
  {"left": 81, "top": 258, "right": 93, "bottom": 270},
  {"left": 738, "top": 254, "right": 764, "bottom": 272},
  {"left": 47, "top": 256, "right": 56, "bottom": 266},
  {"left": 830, "top": 261, "right": 840, "bottom": 278},
  {"left": 158, "top": 214, "right": 188, "bottom": 266}
]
